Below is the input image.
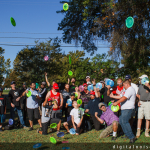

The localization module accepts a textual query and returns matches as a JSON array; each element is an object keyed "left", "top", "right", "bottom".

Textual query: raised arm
[{"left": 45, "top": 72, "right": 50, "bottom": 87}]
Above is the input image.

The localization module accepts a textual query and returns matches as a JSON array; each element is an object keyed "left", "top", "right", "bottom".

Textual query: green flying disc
[
  {"left": 126, "top": 16, "right": 134, "bottom": 28},
  {"left": 10, "top": 17, "right": 16, "bottom": 26},
  {"left": 77, "top": 99, "right": 82, "bottom": 105},
  {"left": 111, "top": 105, "right": 119, "bottom": 112},
  {"left": 50, "top": 137, "right": 57, "bottom": 144},
  {"left": 108, "top": 101, "right": 112, "bottom": 106},
  {"left": 68, "top": 70, "right": 73, "bottom": 76},
  {"left": 69, "top": 55, "right": 71, "bottom": 65},
  {"left": 75, "top": 92, "right": 78, "bottom": 98},
  {"left": 50, "top": 123, "right": 57, "bottom": 128},
  {"left": 26, "top": 91, "right": 32, "bottom": 97},
  {"left": 63, "top": 3, "right": 69, "bottom": 11},
  {"left": 85, "top": 113, "right": 90, "bottom": 117}
]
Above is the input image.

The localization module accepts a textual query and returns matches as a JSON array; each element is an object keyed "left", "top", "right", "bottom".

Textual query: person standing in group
[
  {"left": 68, "top": 78, "right": 76, "bottom": 93},
  {"left": 21, "top": 82, "right": 42, "bottom": 131},
  {"left": 113, "top": 80, "right": 136, "bottom": 143},
  {"left": 0, "top": 88, "right": 7, "bottom": 131},
  {"left": 62, "top": 83, "right": 70, "bottom": 121},
  {"left": 5, "top": 81, "right": 27, "bottom": 130},
  {"left": 136, "top": 75, "right": 150, "bottom": 138},
  {"left": 45, "top": 83, "right": 63, "bottom": 119}
]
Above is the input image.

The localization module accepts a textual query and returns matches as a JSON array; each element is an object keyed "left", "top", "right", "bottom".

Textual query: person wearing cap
[
  {"left": 112, "top": 80, "right": 136, "bottom": 143},
  {"left": 68, "top": 78, "right": 76, "bottom": 93},
  {"left": 45, "top": 83, "right": 63, "bottom": 119},
  {"left": 37, "top": 97, "right": 61, "bottom": 135},
  {"left": 95, "top": 103, "right": 119, "bottom": 140},
  {"left": 136, "top": 75, "right": 150, "bottom": 138},
  {"left": 85, "top": 84, "right": 102, "bottom": 131},
  {"left": 5, "top": 81, "right": 27, "bottom": 130},
  {"left": 37, "top": 82, "right": 47, "bottom": 116},
  {"left": 0, "top": 88, "right": 7, "bottom": 132},
  {"left": 86, "top": 76, "right": 91, "bottom": 85}
]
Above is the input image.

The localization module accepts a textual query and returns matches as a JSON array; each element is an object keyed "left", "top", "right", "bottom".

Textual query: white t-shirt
[
  {"left": 121, "top": 86, "right": 136, "bottom": 110},
  {"left": 131, "top": 83, "right": 138, "bottom": 95},
  {"left": 70, "top": 108, "right": 81, "bottom": 125}
]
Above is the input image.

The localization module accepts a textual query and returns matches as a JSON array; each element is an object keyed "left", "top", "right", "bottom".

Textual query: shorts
[
  {"left": 41, "top": 118, "right": 61, "bottom": 135},
  {"left": 27, "top": 108, "right": 41, "bottom": 121},
  {"left": 99, "top": 121, "right": 119, "bottom": 138},
  {"left": 67, "top": 120, "right": 85, "bottom": 134},
  {"left": 0, "top": 114, "right": 5, "bottom": 123},
  {"left": 138, "top": 101, "right": 150, "bottom": 120}
]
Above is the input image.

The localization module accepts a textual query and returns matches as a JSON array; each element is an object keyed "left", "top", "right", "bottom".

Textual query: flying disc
[
  {"left": 79, "top": 85, "right": 84, "bottom": 92},
  {"left": 33, "top": 143, "right": 42, "bottom": 149},
  {"left": 75, "top": 92, "right": 78, "bottom": 98},
  {"left": 69, "top": 55, "right": 71, "bottom": 64},
  {"left": 50, "top": 137, "right": 57, "bottom": 144},
  {"left": 126, "top": 16, "right": 134, "bottom": 28},
  {"left": 62, "top": 141, "right": 69, "bottom": 143},
  {"left": 68, "top": 70, "right": 73, "bottom": 76},
  {"left": 69, "top": 128, "right": 76, "bottom": 134},
  {"left": 63, "top": 3, "right": 69, "bottom": 11},
  {"left": 44, "top": 55, "right": 49, "bottom": 61},
  {"left": 141, "top": 77, "right": 149, "bottom": 85},
  {"left": 57, "top": 132, "right": 64, "bottom": 137},
  {"left": 109, "top": 103, "right": 112, "bottom": 110},
  {"left": 85, "top": 113, "right": 90, "bottom": 117},
  {"left": 111, "top": 105, "right": 119, "bottom": 112},
  {"left": 36, "top": 83, "right": 39, "bottom": 89},
  {"left": 101, "top": 95, "right": 103, "bottom": 98},
  {"left": 106, "top": 79, "right": 114, "bottom": 87},
  {"left": 96, "top": 82, "right": 102, "bottom": 89},
  {"left": 77, "top": 99, "right": 82, "bottom": 105},
  {"left": 8, "top": 119, "right": 13, "bottom": 125},
  {"left": 88, "top": 85, "right": 94, "bottom": 91},
  {"left": 108, "top": 101, "right": 112, "bottom": 106},
  {"left": 50, "top": 123, "right": 57, "bottom": 128},
  {"left": 10, "top": 17, "right": 16, "bottom": 26},
  {"left": 26, "top": 90, "right": 32, "bottom": 97}
]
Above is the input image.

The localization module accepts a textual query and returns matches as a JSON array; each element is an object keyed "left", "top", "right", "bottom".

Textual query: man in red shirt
[{"left": 45, "top": 83, "right": 63, "bottom": 119}]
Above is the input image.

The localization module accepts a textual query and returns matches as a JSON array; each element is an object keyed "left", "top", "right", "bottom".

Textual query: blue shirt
[
  {"left": 67, "top": 98, "right": 72, "bottom": 107},
  {"left": 26, "top": 89, "right": 41, "bottom": 109}
]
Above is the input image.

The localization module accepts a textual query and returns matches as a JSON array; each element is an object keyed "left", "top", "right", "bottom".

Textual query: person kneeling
[
  {"left": 95, "top": 103, "right": 119, "bottom": 140},
  {"left": 63, "top": 100, "right": 85, "bottom": 135},
  {"left": 37, "top": 98, "right": 61, "bottom": 135}
]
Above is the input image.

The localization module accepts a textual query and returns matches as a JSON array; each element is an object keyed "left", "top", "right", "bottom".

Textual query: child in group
[
  {"left": 63, "top": 100, "right": 85, "bottom": 135},
  {"left": 37, "top": 97, "right": 61, "bottom": 135},
  {"left": 0, "top": 88, "right": 7, "bottom": 132}
]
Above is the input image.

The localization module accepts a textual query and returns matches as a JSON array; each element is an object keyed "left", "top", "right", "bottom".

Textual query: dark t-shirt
[
  {"left": 100, "top": 87, "right": 111, "bottom": 105},
  {"left": 87, "top": 98, "right": 102, "bottom": 116},
  {"left": 20, "top": 88, "right": 27, "bottom": 105},
  {"left": 80, "top": 91, "right": 91, "bottom": 104},
  {"left": 8, "top": 88, "right": 21, "bottom": 107},
  {"left": 69, "top": 85, "right": 76, "bottom": 93},
  {"left": 36, "top": 88, "right": 47, "bottom": 106},
  {"left": 0, "top": 95, "right": 7, "bottom": 114},
  {"left": 62, "top": 89, "right": 70, "bottom": 107}
]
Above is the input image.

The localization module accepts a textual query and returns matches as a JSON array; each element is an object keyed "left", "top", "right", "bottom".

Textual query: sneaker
[
  {"left": 136, "top": 129, "right": 141, "bottom": 138},
  {"left": 145, "top": 129, "right": 150, "bottom": 137},
  {"left": 23, "top": 126, "right": 28, "bottom": 129},
  {"left": 28, "top": 127, "right": 33, "bottom": 131},
  {"left": 0, "top": 128, "right": 3, "bottom": 132},
  {"left": 129, "top": 137, "right": 136, "bottom": 143},
  {"left": 112, "top": 137, "right": 117, "bottom": 140}
]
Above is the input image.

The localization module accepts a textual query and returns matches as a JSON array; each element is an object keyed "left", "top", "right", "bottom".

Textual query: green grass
[{"left": 3, "top": 90, "right": 10, "bottom": 95}]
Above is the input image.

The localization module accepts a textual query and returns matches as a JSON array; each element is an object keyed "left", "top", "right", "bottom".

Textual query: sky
[{"left": 0, "top": 0, "right": 111, "bottom": 69}]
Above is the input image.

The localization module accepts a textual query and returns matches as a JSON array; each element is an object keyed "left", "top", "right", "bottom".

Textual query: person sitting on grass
[
  {"left": 37, "top": 97, "right": 61, "bottom": 135},
  {"left": 95, "top": 103, "right": 119, "bottom": 140},
  {"left": 63, "top": 100, "right": 85, "bottom": 135},
  {"left": 0, "top": 88, "right": 7, "bottom": 132}
]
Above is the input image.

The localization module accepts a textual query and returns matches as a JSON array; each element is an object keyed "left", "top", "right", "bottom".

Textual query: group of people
[{"left": 0, "top": 72, "right": 150, "bottom": 144}]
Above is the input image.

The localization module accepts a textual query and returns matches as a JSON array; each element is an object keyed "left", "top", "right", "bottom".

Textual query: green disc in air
[
  {"left": 68, "top": 70, "right": 73, "bottom": 76},
  {"left": 126, "top": 16, "right": 134, "bottom": 28},
  {"left": 77, "top": 99, "right": 82, "bottom": 105},
  {"left": 10, "top": 17, "right": 16, "bottom": 26},
  {"left": 63, "top": 3, "right": 69, "bottom": 11}
]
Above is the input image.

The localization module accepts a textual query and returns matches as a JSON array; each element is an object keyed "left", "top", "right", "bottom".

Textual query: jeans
[
  {"left": 119, "top": 109, "right": 135, "bottom": 139},
  {"left": 10, "top": 106, "right": 25, "bottom": 126}
]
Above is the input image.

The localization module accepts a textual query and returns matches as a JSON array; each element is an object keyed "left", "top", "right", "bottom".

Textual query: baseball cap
[
  {"left": 83, "top": 83, "right": 88, "bottom": 86},
  {"left": 86, "top": 76, "right": 90, "bottom": 79},
  {"left": 23, "top": 82, "right": 26, "bottom": 85},
  {"left": 48, "top": 98, "right": 52, "bottom": 102},
  {"left": 90, "top": 91, "right": 95, "bottom": 96},
  {"left": 139, "top": 74, "right": 148, "bottom": 79},
  {"left": 41, "top": 82, "right": 46, "bottom": 86},
  {"left": 11, "top": 81, "right": 16, "bottom": 85},
  {"left": 71, "top": 93, "right": 75, "bottom": 96},
  {"left": 125, "top": 75, "right": 131, "bottom": 80},
  {"left": 98, "top": 103, "right": 105, "bottom": 108},
  {"left": 53, "top": 83, "right": 59, "bottom": 89},
  {"left": 0, "top": 88, "right": 3, "bottom": 92}
]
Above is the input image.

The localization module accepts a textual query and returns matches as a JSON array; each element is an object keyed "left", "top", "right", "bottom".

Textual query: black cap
[
  {"left": 0, "top": 88, "right": 3, "bottom": 92},
  {"left": 41, "top": 82, "right": 46, "bottom": 86},
  {"left": 11, "top": 81, "right": 16, "bottom": 85},
  {"left": 71, "top": 93, "right": 75, "bottom": 96}
]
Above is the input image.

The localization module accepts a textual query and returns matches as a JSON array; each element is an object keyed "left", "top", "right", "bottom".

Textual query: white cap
[
  {"left": 86, "top": 76, "right": 90, "bottom": 79},
  {"left": 139, "top": 74, "right": 148, "bottom": 79}
]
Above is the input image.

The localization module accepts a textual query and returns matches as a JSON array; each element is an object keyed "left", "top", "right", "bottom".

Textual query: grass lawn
[
  {"left": 3, "top": 90, "right": 10, "bottom": 95},
  {"left": 0, "top": 96, "right": 150, "bottom": 150}
]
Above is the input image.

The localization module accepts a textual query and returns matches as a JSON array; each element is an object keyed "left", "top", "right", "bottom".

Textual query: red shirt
[
  {"left": 50, "top": 90, "right": 60, "bottom": 111},
  {"left": 112, "top": 86, "right": 124, "bottom": 95}
]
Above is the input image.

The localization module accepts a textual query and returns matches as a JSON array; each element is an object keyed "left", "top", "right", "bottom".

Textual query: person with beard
[
  {"left": 68, "top": 78, "right": 76, "bottom": 93},
  {"left": 62, "top": 83, "right": 70, "bottom": 121}
]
